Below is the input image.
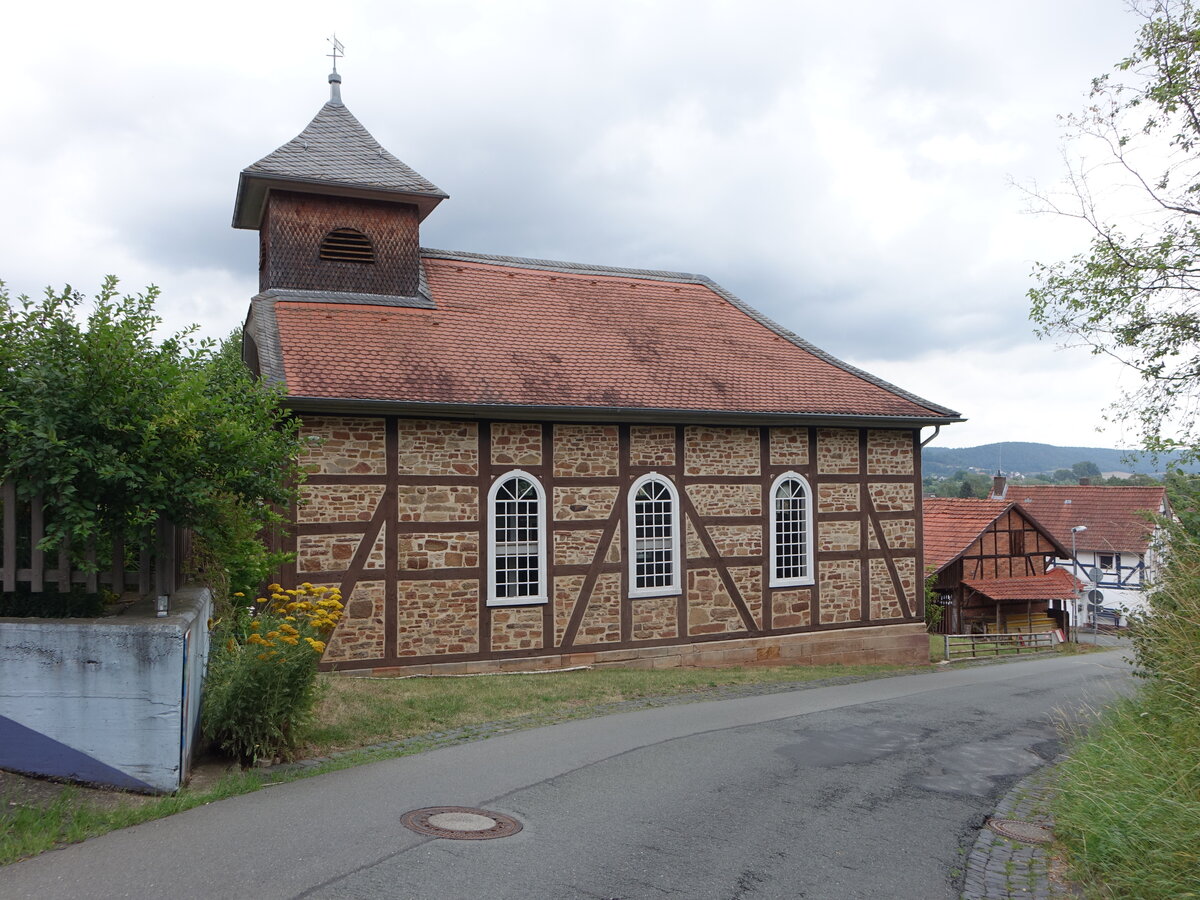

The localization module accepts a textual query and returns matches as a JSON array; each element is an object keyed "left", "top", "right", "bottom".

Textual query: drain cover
[
  {"left": 987, "top": 818, "right": 1054, "bottom": 844},
  {"left": 401, "top": 807, "right": 523, "bottom": 841}
]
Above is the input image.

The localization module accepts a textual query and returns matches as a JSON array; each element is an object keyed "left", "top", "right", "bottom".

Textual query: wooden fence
[
  {"left": 0, "top": 481, "right": 187, "bottom": 598},
  {"left": 941, "top": 630, "right": 1059, "bottom": 661}
]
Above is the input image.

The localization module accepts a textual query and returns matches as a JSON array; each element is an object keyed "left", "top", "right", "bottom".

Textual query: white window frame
[
  {"left": 627, "top": 472, "right": 682, "bottom": 598},
  {"left": 486, "top": 470, "right": 548, "bottom": 607},
  {"left": 769, "top": 471, "right": 814, "bottom": 588}
]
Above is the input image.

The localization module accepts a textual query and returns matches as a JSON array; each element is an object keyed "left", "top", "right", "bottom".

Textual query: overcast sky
[{"left": 4, "top": 0, "right": 1149, "bottom": 450}]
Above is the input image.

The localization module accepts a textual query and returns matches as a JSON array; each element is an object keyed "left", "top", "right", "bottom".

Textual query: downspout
[{"left": 920, "top": 424, "right": 942, "bottom": 448}]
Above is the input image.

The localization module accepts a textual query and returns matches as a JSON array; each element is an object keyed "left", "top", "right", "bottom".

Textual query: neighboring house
[
  {"left": 992, "top": 479, "right": 1170, "bottom": 622},
  {"left": 923, "top": 498, "right": 1074, "bottom": 634},
  {"left": 236, "top": 71, "right": 961, "bottom": 675}
]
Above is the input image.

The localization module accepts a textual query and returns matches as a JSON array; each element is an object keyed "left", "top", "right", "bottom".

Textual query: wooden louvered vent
[{"left": 320, "top": 228, "right": 375, "bottom": 264}]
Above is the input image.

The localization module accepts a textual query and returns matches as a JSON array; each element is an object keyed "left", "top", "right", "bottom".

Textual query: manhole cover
[
  {"left": 987, "top": 818, "right": 1054, "bottom": 844},
  {"left": 401, "top": 806, "right": 523, "bottom": 840}
]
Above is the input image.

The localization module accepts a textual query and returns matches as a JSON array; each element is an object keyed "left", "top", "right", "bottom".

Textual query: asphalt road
[{"left": 1, "top": 651, "right": 1133, "bottom": 900}]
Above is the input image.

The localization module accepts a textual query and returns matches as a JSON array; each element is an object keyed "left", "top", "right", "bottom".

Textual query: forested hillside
[{"left": 921, "top": 441, "right": 1197, "bottom": 477}]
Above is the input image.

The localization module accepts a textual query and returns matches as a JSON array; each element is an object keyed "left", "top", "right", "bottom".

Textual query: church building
[{"left": 236, "top": 69, "right": 962, "bottom": 675}]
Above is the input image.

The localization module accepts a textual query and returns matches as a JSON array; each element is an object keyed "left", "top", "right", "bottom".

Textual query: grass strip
[
  {"left": 1, "top": 771, "right": 266, "bottom": 867},
  {"left": 298, "top": 662, "right": 913, "bottom": 757},
  {"left": 1053, "top": 692, "right": 1200, "bottom": 900}
]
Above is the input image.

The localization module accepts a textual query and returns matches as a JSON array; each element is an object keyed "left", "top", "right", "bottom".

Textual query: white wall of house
[{"left": 1048, "top": 546, "right": 1157, "bottom": 623}]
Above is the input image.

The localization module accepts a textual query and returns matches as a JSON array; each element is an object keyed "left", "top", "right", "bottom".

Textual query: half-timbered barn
[
  {"left": 923, "top": 498, "right": 1074, "bottom": 635},
  {"left": 236, "top": 71, "right": 962, "bottom": 675}
]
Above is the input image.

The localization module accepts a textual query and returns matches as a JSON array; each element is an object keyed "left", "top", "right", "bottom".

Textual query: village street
[{"left": 2, "top": 650, "right": 1132, "bottom": 900}]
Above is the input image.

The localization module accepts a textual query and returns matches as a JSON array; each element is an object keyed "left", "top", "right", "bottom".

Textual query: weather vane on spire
[{"left": 327, "top": 34, "right": 345, "bottom": 74}]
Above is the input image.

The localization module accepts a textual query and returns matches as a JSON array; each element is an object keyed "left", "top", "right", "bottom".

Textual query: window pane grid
[
  {"left": 494, "top": 477, "right": 540, "bottom": 599},
  {"left": 774, "top": 479, "right": 808, "bottom": 581},
  {"left": 634, "top": 481, "right": 675, "bottom": 589}
]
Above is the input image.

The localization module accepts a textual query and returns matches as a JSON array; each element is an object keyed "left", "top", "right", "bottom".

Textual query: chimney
[
  {"left": 1078, "top": 477, "right": 1090, "bottom": 486},
  {"left": 991, "top": 472, "right": 1007, "bottom": 500}
]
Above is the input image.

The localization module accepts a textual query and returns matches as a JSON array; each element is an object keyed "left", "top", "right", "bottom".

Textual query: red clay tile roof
[
  {"left": 962, "top": 567, "right": 1080, "bottom": 602},
  {"left": 260, "top": 251, "right": 959, "bottom": 420},
  {"left": 1008, "top": 486, "right": 1167, "bottom": 554},
  {"left": 922, "top": 498, "right": 1015, "bottom": 572}
]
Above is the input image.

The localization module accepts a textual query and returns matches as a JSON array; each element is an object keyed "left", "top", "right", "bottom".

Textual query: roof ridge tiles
[{"left": 420, "top": 247, "right": 707, "bottom": 282}]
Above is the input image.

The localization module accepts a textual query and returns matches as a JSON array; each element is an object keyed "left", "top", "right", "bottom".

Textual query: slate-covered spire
[{"left": 232, "top": 71, "right": 447, "bottom": 229}]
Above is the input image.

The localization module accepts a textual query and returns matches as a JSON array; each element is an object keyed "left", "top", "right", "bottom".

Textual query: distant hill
[{"left": 921, "top": 442, "right": 1198, "bottom": 478}]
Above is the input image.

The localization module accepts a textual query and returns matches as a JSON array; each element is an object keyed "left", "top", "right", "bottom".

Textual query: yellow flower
[
  {"left": 233, "top": 592, "right": 245, "bottom": 598},
  {"left": 268, "top": 583, "right": 282, "bottom": 592}
]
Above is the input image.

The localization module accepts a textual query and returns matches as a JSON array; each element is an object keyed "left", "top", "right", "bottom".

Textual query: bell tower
[{"left": 232, "top": 67, "right": 447, "bottom": 299}]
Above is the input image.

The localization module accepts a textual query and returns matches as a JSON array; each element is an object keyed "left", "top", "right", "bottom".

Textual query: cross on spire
[{"left": 327, "top": 34, "right": 344, "bottom": 74}]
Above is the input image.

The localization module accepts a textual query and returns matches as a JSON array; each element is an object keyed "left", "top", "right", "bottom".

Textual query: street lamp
[{"left": 1071, "top": 525, "right": 1087, "bottom": 642}]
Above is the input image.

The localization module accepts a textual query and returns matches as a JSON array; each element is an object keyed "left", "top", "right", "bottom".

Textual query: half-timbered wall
[
  {"left": 954, "top": 509, "right": 1060, "bottom": 582},
  {"left": 289, "top": 417, "right": 928, "bottom": 673}
]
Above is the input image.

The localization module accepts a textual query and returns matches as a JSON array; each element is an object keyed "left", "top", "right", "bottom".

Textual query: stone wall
[
  {"left": 299, "top": 417, "right": 386, "bottom": 475},
  {"left": 553, "top": 424, "right": 619, "bottom": 477},
  {"left": 684, "top": 426, "right": 760, "bottom": 476},
  {"left": 295, "top": 417, "right": 924, "bottom": 674},
  {"left": 395, "top": 419, "right": 479, "bottom": 475},
  {"left": 395, "top": 579, "right": 479, "bottom": 657}
]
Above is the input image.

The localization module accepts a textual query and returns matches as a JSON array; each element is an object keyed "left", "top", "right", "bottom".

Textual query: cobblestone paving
[{"left": 962, "top": 763, "right": 1082, "bottom": 899}]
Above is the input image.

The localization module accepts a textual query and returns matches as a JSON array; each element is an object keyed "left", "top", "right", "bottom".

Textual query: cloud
[{"left": 3, "top": 0, "right": 1146, "bottom": 447}]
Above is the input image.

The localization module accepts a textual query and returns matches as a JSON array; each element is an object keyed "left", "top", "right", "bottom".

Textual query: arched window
[
  {"left": 628, "top": 473, "right": 681, "bottom": 597},
  {"left": 487, "top": 471, "right": 547, "bottom": 606},
  {"left": 319, "top": 227, "right": 375, "bottom": 264},
  {"left": 770, "top": 472, "right": 814, "bottom": 587}
]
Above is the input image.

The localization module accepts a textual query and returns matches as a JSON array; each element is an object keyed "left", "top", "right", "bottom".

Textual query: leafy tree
[
  {"left": 1073, "top": 460, "right": 1103, "bottom": 479},
  {"left": 1053, "top": 468, "right": 1077, "bottom": 483},
  {"left": 1029, "top": 0, "right": 1200, "bottom": 458},
  {"left": 0, "top": 278, "right": 303, "bottom": 600}
]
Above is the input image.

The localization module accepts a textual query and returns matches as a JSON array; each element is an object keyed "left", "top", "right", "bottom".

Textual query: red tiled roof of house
[
  {"left": 1009, "top": 486, "right": 1167, "bottom": 554},
  {"left": 261, "top": 251, "right": 959, "bottom": 420},
  {"left": 922, "top": 498, "right": 1015, "bottom": 573},
  {"left": 962, "top": 567, "right": 1080, "bottom": 602}
]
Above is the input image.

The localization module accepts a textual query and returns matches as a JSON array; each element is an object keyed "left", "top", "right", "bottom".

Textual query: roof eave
[
  {"left": 232, "top": 171, "right": 448, "bottom": 230},
  {"left": 278, "top": 396, "right": 965, "bottom": 428}
]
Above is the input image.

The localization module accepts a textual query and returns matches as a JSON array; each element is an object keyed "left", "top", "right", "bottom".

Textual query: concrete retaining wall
[{"left": 0, "top": 585, "right": 211, "bottom": 793}]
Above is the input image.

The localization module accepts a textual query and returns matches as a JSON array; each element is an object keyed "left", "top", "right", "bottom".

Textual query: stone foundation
[{"left": 330, "top": 622, "right": 930, "bottom": 676}]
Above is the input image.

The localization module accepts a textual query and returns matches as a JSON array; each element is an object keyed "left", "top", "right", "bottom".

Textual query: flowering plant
[{"left": 202, "top": 583, "right": 343, "bottom": 764}]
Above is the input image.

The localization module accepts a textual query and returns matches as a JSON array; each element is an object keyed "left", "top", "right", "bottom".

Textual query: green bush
[
  {"left": 202, "top": 584, "right": 343, "bottom": 764},
  {"left": 0, "top": 279, "right": 303, "bottom": 610}
]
